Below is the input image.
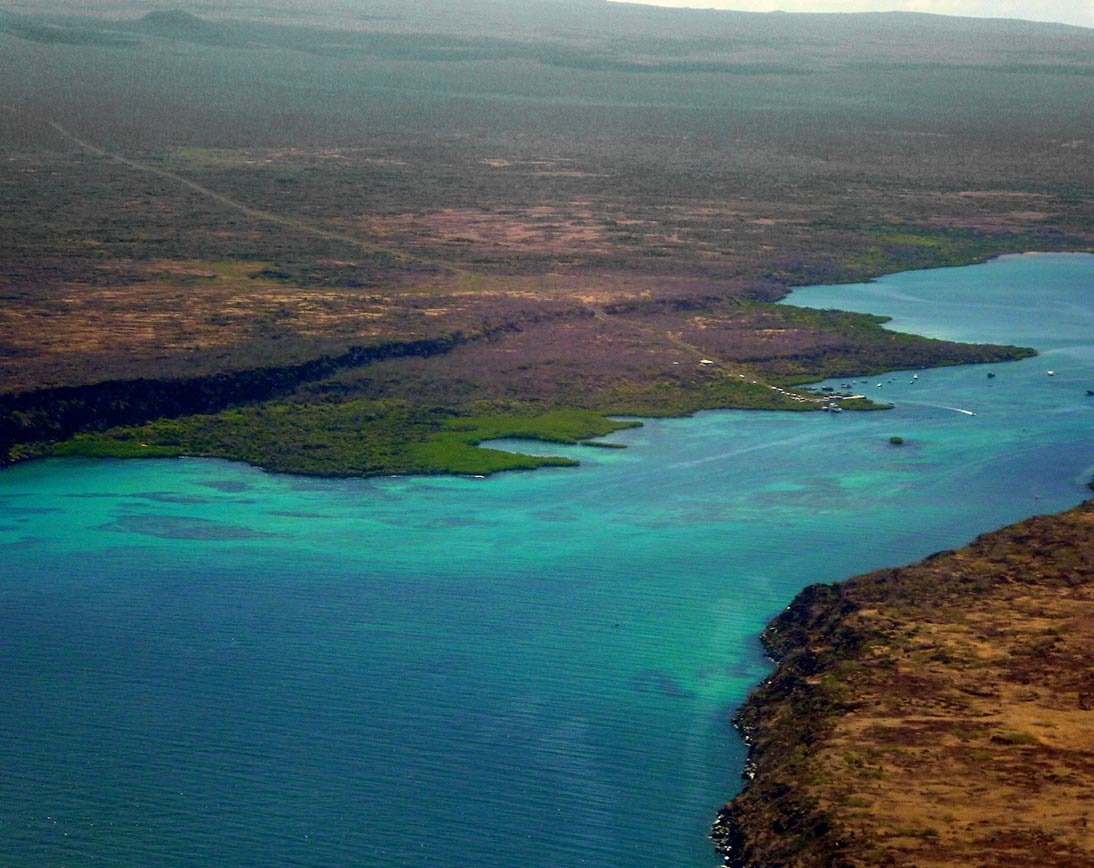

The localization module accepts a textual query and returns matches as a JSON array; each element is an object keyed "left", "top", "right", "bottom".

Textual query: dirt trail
[
  {"left": 6, "top": 106, "right": 825, "bottom": 409},
  {"left": 6, "top": 106, "right": 458, "bottom": 275},
  {"left": 586, "top": 304, "right": 820, "bottom": 405}
]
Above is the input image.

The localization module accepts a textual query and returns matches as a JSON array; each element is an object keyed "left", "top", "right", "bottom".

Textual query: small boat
[
  {"left": 987, "top": 372, "right": 996, "bottom": 379},
  {"left": 1047, "top": 370, "right": 1055, "bottom": 376}
]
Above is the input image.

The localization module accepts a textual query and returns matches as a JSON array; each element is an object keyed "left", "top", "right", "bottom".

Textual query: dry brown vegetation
[
  {"left": 2, "top": 3, "right": 1093, "bottom": 854},
  {"left": 714, "top": 500, "right": 1094, "bottom": 867},
  {"left": 0, "top": 1, "right": 1090, "bottom": 470}
]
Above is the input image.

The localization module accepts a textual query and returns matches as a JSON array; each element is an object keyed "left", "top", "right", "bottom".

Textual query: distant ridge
[
  {"left": 606, "top": 0, "right": 1090, "bottom": 31},
  {"left": 135, "top": 9, "right": 235, "bottom": 45},
  {"left": 0, "top": 9, "right": 136, "bottom": 47}
]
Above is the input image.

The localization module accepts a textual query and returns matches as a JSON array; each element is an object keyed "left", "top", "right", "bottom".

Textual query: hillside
[
  {"left": 713, "top": 499, "right": 1094, "bottom": 867},
  {"left": 0, "top": 2, "right": 1090, "bottom": 473}
]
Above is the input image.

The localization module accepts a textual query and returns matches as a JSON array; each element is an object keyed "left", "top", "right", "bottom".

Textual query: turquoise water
[{"left": 1, "top": 254, "right": 1091, "bottom": 866}]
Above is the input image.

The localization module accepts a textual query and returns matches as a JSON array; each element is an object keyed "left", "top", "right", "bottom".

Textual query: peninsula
[
  {"left": 1, "top": 5, "right": 1093, "bottom": 866},
  {"left": 713, "top": 498, "right": 1094, "bottom": 867},
  {"left": 1, "top": 1, "right": 1090, "bottom": 475}
]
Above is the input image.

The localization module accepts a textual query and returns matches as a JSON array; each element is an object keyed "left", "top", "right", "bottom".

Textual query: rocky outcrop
[
  {"left": 713, "top": 500, "right": 1094, "bottom": 867},
  {"left": 0, "top": 333, "right": 470, "bottom": 464}
]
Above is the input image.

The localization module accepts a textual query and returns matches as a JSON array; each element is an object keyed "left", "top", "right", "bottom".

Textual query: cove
[{"left": 0, "top": 254, "right": 1091, "bottom": 867}]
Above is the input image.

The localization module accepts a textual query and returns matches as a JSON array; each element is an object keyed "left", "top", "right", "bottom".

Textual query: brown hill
[{"left": 713, "top": 499, "right": 1094, "bottom": 867}]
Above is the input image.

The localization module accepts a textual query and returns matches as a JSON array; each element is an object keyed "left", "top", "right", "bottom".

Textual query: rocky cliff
[{"left": 713, "top": 499, "right": 1094, "bottom": 867}]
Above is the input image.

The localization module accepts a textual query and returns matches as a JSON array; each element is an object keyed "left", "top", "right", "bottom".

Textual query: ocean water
[{"left": 1, "top": 253, "right": 1091, "bottom": 867}]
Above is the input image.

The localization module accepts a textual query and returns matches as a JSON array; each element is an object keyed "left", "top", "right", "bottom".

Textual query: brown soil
[{"left": 713, "top": 500, "right": 1094, "bottom": 867}]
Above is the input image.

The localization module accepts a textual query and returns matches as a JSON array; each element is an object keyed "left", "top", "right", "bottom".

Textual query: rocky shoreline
[{"left": 713, "top": 499, "right": 1094, "bottom": 867}]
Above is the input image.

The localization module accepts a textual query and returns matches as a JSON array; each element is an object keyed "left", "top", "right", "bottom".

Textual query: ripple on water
[{"left": 0, "top": 255, "right": 1090, "bottom": 868}]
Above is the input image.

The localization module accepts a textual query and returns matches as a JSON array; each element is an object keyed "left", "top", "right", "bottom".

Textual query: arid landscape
[
  {"left": 1, "top": 0, "right": 1091, "bottom": 472},
  {"left": 713, "top": 499, "right": 1094, "bottom": 867},
  {"left": 1, "top": 3, "right": 1093, "bottom": 864}
]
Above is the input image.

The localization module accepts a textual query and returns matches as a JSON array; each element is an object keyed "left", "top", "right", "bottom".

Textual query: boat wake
[{"left": 897, "top": 400, "right": 976, "bottom": 416}]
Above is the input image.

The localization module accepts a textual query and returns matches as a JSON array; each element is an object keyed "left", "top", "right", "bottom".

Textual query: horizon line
[{"left": 604, "top": 0, "right": 1093, "bottom": 30}]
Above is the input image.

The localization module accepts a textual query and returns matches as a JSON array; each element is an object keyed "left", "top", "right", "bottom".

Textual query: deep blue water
[{"left": 1, "top": 253, "right": 1091, "bottom": 866}]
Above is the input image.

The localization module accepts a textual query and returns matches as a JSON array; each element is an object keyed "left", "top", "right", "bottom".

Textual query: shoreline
[
  {"left": 711, "top": 499, "right": 1094, "bottom": 867},
  {"left": 3, "top": 249, "right": 1063, "bottom": 479}
]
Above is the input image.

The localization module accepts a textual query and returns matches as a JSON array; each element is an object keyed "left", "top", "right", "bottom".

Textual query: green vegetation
[
  {"left": 19, "top": 299, "right": 1035, "bottom": 475},
  {"left": 594, "top": 375, "right": 816, "bottom": 417},
  {"left": 781, "top": 225, "right": 1058, "bottom": 287},
  {"left": 755, "top": 303, "right": 1037, "bottom": 385},
  {"left": 52, "top": 402, "right": 640, "bottom": 477},
  {"left": 0, "top": 2, "right": 1088, "bottom": 477},
  {"left": 2, "top": 9, "right": 1089, "bottom": 855}
]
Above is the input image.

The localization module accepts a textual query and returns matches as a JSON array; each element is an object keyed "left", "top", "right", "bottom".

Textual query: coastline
[
  {"left": 712, "top": 499, "right": 1094, "bottom": 867},
  {"left": 2, "top": 8, "right": 1092, "bottom": 863},
  {"left": 3, "top": 250, "right": 1059, "bottom": 479}
]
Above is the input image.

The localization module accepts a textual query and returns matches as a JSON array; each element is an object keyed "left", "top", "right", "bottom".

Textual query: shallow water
[{"left": 1, "top": 254, "right": 1090, "bottom": 866}]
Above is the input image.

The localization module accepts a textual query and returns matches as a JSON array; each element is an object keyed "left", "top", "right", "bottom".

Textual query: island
[{"left": 712, "top": 498, "right": 1094, "bottom": 866}]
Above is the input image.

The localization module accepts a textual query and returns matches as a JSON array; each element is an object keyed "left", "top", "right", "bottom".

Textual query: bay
[{"left": 0, "top": 253, "right": 1090, "bottom": 866}]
